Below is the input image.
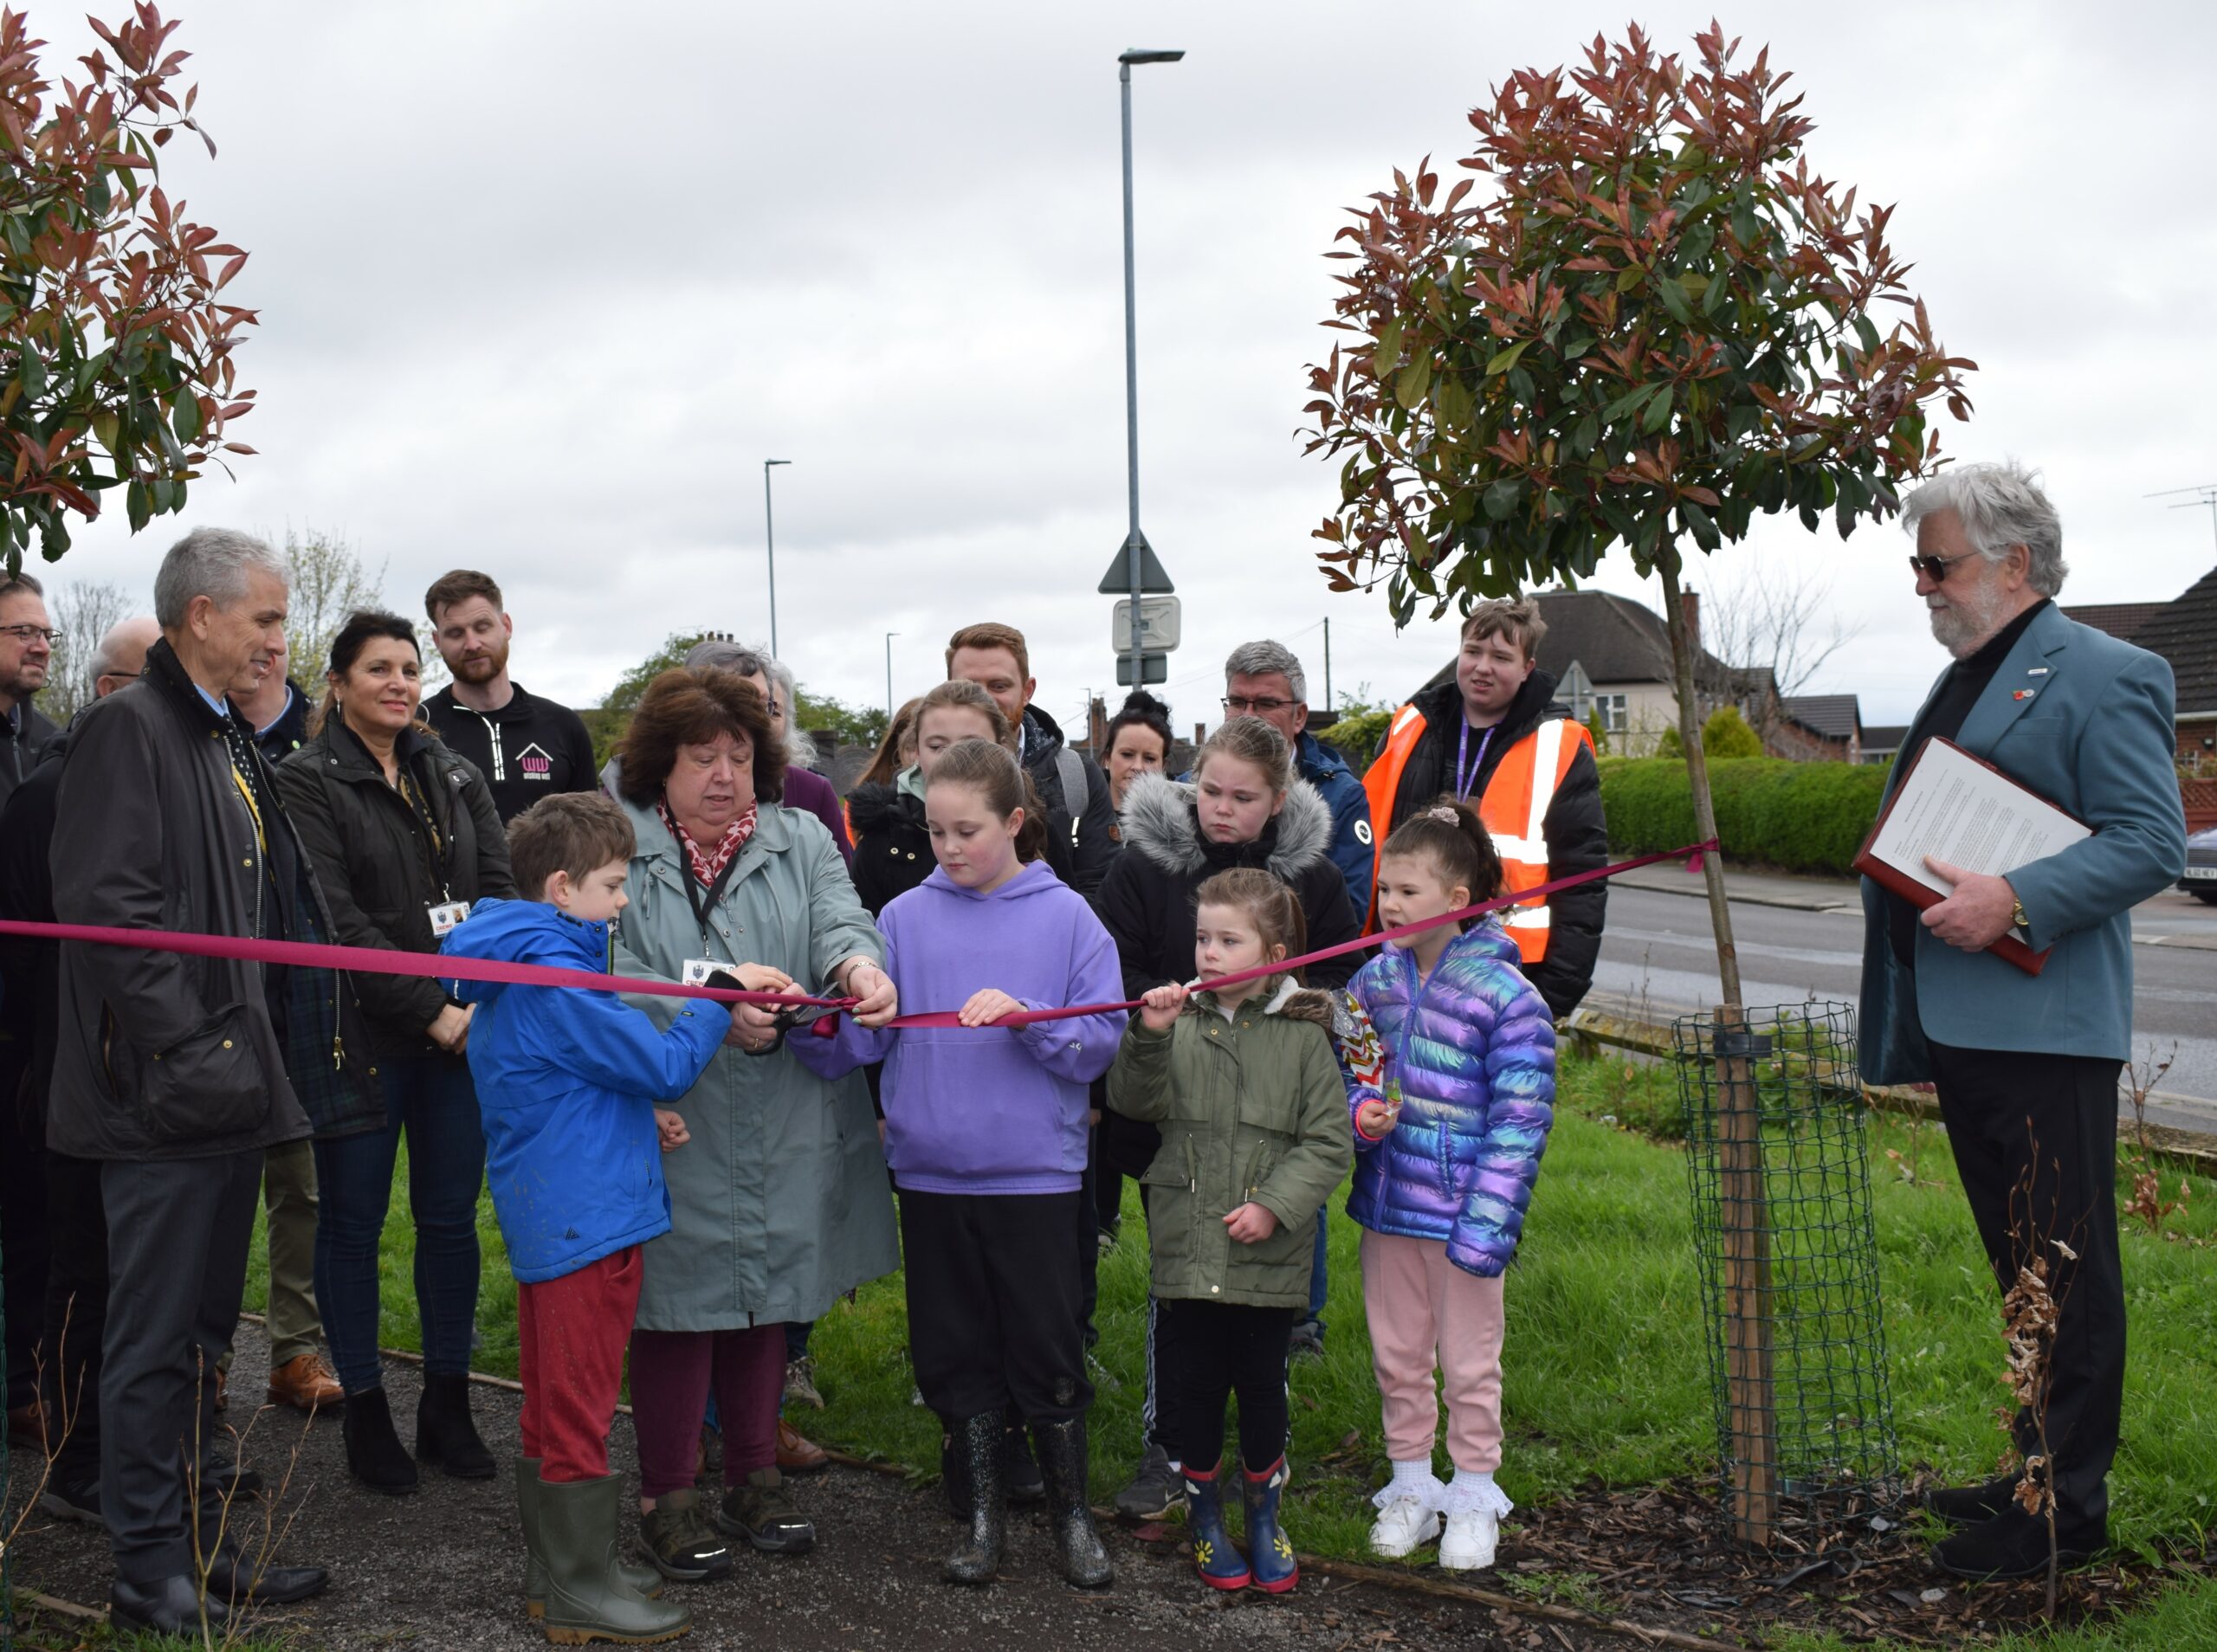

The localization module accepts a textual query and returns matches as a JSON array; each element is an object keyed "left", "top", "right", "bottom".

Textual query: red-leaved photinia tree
[
  {"left": 1304, "top": 22, "right": 1975, "bottom": 1543},
  {"left": 0, "top": 3, "right": 256, "bottom": 569}
]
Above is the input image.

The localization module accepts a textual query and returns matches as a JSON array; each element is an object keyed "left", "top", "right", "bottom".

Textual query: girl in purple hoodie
[
  {"left": 1345, "top": 798, "right": 1556, "bottom": 1575},
  {"left": 811, "top": 738, "right": 1124, "bottom": 1591}
]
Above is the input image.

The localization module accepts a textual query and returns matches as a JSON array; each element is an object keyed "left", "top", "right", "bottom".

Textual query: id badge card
[
  {"left": 427, "top": 900, "right": 472, "bottom": 939},
  {"left": 681, "top": 958, "right": 727, "bottom": 988}
]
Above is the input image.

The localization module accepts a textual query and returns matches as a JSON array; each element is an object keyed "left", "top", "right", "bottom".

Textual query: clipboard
[{"left": 1852, "top": 737, "right": 2091, "bottom": 978}]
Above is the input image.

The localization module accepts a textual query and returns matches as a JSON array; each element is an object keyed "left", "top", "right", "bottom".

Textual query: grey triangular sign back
[{"left": 1098, "top": 532, "right": 1174, "bottom": 594}]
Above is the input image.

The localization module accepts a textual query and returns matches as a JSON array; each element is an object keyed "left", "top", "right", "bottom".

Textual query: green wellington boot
[
  {"left": 519, "top": 1458, "right": 663, "bottom": 1618},
  {"left": 537, "top": 1474, "right": 690, "bottom": 1645}
]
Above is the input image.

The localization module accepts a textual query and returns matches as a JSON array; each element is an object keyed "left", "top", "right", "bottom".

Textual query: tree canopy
[
  {"left": 0, "top": 4, "right": 256, "bottom": 568},
  {"left": 1304, "top": 23, "right": 1974, "bottom": 627}
]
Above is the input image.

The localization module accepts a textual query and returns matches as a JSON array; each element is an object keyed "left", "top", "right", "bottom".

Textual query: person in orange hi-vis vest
[{"left": 1361, "top": 598, "right": 1609, "bottom": 1020}]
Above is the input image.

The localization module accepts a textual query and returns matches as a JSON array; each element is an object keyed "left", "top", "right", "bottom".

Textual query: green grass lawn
[{"left": 242, "top": 1049, "right": 2217, "bottom": 1647}]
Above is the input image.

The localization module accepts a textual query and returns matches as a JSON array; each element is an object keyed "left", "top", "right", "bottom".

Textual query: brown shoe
[
  {"left": 776, "top": 1417, "right": 829, "bottom": 1475},
  {"left": 6, "top": 1400, "right": 46, "bottom": 1453},
  {"left": 267, "top": 1353, "right": 344, "bottom": 1413}
]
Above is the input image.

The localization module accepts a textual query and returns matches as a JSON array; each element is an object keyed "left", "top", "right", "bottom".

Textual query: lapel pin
[
  {"left": 2026, "top": 667, "right": 2050, "bottom": 676},
  {"left": 2013, "top": 688, "right": 2036, "bottom": 700}
]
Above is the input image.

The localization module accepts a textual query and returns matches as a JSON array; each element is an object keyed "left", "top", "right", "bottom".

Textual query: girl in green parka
[{"left": 1106, "top": 868, "right": 1357, "bottom": 1595}]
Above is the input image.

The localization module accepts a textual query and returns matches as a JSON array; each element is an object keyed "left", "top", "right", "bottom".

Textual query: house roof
[
  {"left": 2128, "top": 565, "right": 2217, "bottom": 713},
  {"left": 2061, "top": 601, "right": 2165, "bottom": 642},
  {"left": 1780, "top": 694, "right": 1862, "bottom": 740},
  {"left": 1864, "top": 724, "right": 1910, "bottom": 752}
]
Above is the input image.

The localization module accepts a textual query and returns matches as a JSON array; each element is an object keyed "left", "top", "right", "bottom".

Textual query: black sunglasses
[{"left": 1908, "top": 550, "right": 1980, "bottom": 583}]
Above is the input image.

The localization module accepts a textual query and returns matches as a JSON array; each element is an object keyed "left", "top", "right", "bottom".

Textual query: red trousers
[{"left": 517, "top": 1246, "right": 643, "bottom": 1483}]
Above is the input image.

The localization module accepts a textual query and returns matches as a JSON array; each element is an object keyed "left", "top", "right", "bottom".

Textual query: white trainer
[
  {"left": 1367, "top": 1495, "right": 1443, "bottom": 1558},
  {"left": 1438, "top": 1507, "right": 1499, "bottom": 1571}
]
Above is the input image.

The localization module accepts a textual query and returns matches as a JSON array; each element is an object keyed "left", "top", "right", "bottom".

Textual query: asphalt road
[{"left": 1588, "top": 883, "right": 2217, "bottom": 1134}]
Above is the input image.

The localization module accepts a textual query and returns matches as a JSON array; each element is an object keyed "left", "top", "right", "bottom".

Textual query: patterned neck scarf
[{"left": 660, "top": 799, "right": 758, "bottom": 889}]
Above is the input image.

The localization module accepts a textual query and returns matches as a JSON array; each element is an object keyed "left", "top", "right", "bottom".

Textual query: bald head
[{"left": 92, "top": 616, "right": 160, "bottom": 694}]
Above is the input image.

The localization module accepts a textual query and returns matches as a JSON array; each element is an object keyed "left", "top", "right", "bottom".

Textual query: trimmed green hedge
[{"left": 1598, "top": 757, "right": 1887, "bottom": 875}]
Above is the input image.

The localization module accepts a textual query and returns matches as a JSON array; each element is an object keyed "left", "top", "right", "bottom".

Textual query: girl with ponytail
[
  {"left": 805, "top": 737, "right": 1124, "bottom": 1591},
  {"left": 1342, "top": 796, "right": 1556, "bottom": 1575}
]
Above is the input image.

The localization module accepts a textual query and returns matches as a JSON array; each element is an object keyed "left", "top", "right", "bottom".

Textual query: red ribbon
[{"left": 0, "top": 840, "right": 1716, "bottom": 1031}]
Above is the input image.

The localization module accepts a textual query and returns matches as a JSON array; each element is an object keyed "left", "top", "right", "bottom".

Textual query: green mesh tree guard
[{"left": 1674, "top": 1001, "right": 1898, "bottom": 1541}]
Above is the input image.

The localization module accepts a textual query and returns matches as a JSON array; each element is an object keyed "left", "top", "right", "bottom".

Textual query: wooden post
[
  {"left": 1713, "top": 1004, "right": 1779, "bottom": 1543},
  {"left": 1658, "top": 549, "right": 1779, "bottom": 1545}
]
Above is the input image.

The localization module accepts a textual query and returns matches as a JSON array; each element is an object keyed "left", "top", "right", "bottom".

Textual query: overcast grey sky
[{"left": 42, "top": 0, "right": 2217, "bottom": 732}]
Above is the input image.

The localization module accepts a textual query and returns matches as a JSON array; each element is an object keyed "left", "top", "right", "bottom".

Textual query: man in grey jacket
[{"left": 49, "top": 529, "right": 350, "bottom": 1634}]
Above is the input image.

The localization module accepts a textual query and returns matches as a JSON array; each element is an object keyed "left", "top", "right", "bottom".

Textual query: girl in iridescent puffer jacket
[{"left": 1343, "top": 797, "right": 1556, "bottom": 1575}]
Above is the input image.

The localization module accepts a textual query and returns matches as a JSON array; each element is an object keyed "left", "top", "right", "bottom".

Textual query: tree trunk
[{"left": 1658, "top": 548, "right": 1778, "bottom": 1546}]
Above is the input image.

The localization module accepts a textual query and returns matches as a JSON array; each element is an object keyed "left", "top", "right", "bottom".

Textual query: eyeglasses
[
  {"left": 1224, "top": 695, "right": 1294, "bottom": 715},
  {"left": 0, "top": 624, "right": 58, "bottom": 645},
  {"left": 1907, "top": 550, "right": 1980, "bottom": 584}
]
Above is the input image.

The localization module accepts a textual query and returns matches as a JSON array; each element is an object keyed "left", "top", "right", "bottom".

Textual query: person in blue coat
[
  {"left": 443, "top": 791, "right": 741, "bottom": 1643},
  {"left": 1862, "top": 463, "right": 2187, "bottom": 1584}
]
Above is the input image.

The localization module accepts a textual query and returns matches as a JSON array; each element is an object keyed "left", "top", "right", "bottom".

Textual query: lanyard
[{"left": 1453, "top": 720, "right": 1496, "bottom": 801}]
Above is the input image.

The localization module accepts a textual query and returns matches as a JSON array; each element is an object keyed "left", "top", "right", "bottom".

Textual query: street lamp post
[
  {"left": 1119, "top": 47, "right": 1182, "bottom": 694},
  {"left": 884, "top": 632, "right": 899, "bottom": 720},
  {"left": 763, "top": 458, "right": 792, "bottom": 657}
]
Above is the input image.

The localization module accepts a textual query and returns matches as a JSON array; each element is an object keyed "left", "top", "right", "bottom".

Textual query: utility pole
[
  {"left": 884, "top": 632, "right": 899, "bottom": 720},
  {"left": 1118, "top": 47, "right": 1183, "bottom": 694},
  {"left": 1322, "top": 616, "right": 1333, "bottom": 717},
  {"left": 763, "top": 459, "right": 792, "bottom": 657}
]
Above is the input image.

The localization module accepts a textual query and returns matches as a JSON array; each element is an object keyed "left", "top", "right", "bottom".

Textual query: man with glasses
[
  {"left": 0, "top": 571, "right": 57, "bottom": 1455},
  {"left": 0, "top": 572, "right": 58, "bottom": 813},
  {"left": 1864, "top": 462, "right": 2185, "bottom": 1581}
]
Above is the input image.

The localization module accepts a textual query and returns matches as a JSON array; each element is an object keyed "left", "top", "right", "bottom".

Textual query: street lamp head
[
  {"left": 1118, "top": 48, "right": 1184, "bottom": 65},
  {"left": 765, "top": 458, "right": 792, "bottom": 468}
]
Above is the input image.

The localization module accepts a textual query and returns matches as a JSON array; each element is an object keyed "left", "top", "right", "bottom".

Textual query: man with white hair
[
  {"left": 1860, "top": 462, "right": 2185, "bottom": 1580},
  {"left": 49, "top": 529, "right": 373, "bottom": 1632}
]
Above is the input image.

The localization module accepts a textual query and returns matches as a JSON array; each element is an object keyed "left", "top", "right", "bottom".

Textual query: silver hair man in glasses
[{"left": 1860, "top": 461, "right": 2186, "bottom": 1581}]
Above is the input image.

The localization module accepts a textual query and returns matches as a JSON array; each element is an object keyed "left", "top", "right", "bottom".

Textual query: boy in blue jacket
[{"left": 443, "top": 792, "right": 737, "bottom": 1646}]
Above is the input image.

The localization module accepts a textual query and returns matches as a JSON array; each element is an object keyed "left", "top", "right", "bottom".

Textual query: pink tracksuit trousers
[{"left": 1359, "top": 1229, "right": 1507, "bottom": 1472}]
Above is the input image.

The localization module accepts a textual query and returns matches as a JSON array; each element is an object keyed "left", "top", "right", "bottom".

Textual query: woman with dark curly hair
[{"left": 604, "top": 668, "right": 899, "bottom": 1584}]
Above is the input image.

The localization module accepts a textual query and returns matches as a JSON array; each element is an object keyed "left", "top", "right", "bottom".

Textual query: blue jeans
[{"left": 313, "top": 1053, "right": 486, "bottom": 1393}]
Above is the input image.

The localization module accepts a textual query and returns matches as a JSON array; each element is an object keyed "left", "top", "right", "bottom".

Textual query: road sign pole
[{"left": 1120, "top": 60, "right": 1143, "bottom": 694}]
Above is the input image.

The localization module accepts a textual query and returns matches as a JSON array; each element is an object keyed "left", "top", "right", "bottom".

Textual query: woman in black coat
[{"left": 274, "top": 610, "right": 515, "bottom": 1495}]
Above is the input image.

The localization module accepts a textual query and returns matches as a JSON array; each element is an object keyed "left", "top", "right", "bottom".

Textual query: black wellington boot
[
  {"left": 1033, "top": 1416, "right": 1113, "bottom": 1589},
  {"left": 943, "top": 1413, "right": 1005, "bottom": 1585}
]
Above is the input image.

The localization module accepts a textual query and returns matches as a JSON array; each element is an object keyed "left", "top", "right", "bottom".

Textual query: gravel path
[{"left": 7, "top": 1322, "right": 1555, "bottom": 1651}]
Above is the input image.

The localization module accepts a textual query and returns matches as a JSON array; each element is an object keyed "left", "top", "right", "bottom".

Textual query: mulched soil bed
[
  {"left": 9, "top": 1324, "right": 2208, "bottom": 1649},
  {"left": 1495, "top": 1473, "right": 2217, "bottom": 1646}
]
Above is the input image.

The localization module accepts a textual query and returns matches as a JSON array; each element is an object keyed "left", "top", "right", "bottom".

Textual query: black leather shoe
[
  {"left": 110, "top": 1574, "right": 229, "bottom": 1636},
  {"left": 203, "top": 1549, "right": 331, "bottom": 1604},
  {"left": 1931, "top": 1506, "right": 2103, "bottom": 1580},
  {"left": 39, "top": 1465, "right": 104, "bottom": 1526}
]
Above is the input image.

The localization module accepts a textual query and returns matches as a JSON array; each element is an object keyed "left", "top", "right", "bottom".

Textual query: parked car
[{"left": 2183, "top": 823, "right": 2217, "bottom": 904}]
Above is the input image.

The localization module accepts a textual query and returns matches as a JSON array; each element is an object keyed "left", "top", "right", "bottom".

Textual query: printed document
[{"left": 1866, "top": 739, "right": 2089, "bottom": 895}]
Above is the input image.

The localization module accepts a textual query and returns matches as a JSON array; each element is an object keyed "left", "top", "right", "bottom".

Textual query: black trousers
[
  {"left": 42, "top": 1152, "right": 108, "bottom": 1479},
  {"left": 1154, "top": 1297, "right": 1295, "bottom": 1475},
  {"left": 100, "top": 1150, "right": 262, "bottom": 1584},
  {"left": 0, "top": 1049, "right": 47, "bottom": 1411},
  {"left": 1929, "top": 1040, "right": 2123, "bottom": 1533},
  {"left": 900, "top": 1187, "right": 1091, "bottom": 1427}
]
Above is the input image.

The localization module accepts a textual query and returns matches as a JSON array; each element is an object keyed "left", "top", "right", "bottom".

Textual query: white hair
[
  {"left": 1222, "top": 639, "right": 1307, "bottom": 703},
  {"left": 1901, "top": 461, "right": 2068, "bottom": 597},
  {"left": 152, "top": 527, "right": 285, "bottom": 630}
]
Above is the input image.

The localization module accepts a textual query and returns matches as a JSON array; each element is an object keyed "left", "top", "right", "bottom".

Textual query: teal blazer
[{"left": 1858, "top": 602, "right": 2185, "bottom": 1085}]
